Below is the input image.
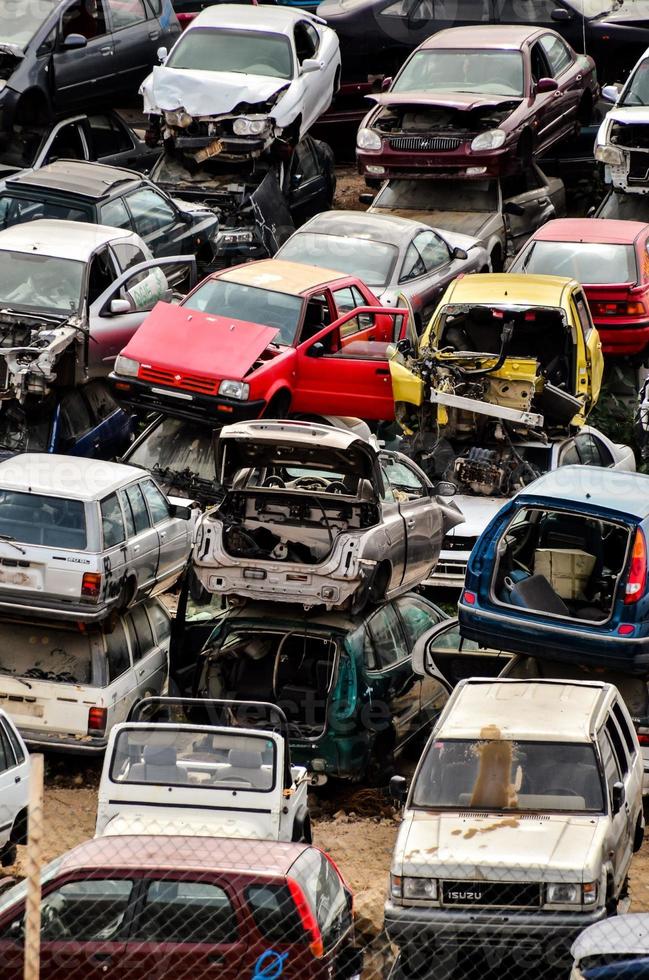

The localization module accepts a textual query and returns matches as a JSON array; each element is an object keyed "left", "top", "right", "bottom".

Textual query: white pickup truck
[{"left": 95, "top": 697, "right": 311, "bottom": 843}]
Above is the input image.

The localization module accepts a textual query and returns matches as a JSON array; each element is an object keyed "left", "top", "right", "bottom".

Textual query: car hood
[
  {"left": 571, "top": 912, "right": 649, "bottom": 960},
  {"left": 397, "top": 810, "right": 601, "bottom": 880},
  {"left": 597, "top": 1, "right": 649, "bottom": 24},
  {"left": 369, "top": 91, "right": 521, "bottom": 112},
  {"left": 373, "top": 207, "right": 493, "bottom": 239},
  {"left": 122, "top": 301, "right": 279, "bottom": 380},
  {"left": 444, "top": 494, "right": 507, "bottom": 540},
  {"left": 102, "top": 812, "right": 269, "bottom": 840},
  {"left": 143, "top": 65, "right": 291, "bottom": 116},
  {"left": 603, "top": 105, "right": 649, "bottom": 125}
]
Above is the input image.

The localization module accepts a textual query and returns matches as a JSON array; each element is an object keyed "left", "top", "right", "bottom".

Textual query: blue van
[{"left": 459, "top": 466, "right": 649, "bottom": 675}]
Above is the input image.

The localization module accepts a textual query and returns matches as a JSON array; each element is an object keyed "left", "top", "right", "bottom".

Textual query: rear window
[
  {"left": 0, "top": 622, "right": 93, "bottom": 684},
  {"left": 517, "top": 240, "right": 638, "bottom": 285},
  {"left": 0, "top": 490, "right": 86, "bottom": 549}
]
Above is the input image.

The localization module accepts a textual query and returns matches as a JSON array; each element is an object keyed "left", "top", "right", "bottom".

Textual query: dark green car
[{"left": 190, "top": 592, "right": 449, "bottom": 783}]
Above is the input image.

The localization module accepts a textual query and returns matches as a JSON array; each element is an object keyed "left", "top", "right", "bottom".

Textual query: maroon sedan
[
  {"left": 0, "top": 835, "right": 363, "bottom": 979},
  {"left": 356, "top": 25, "right": 597, "bottom": 181}
]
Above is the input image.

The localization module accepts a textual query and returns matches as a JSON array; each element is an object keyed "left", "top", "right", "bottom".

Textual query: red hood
[
  {"left": 369, "top": 90, "right": 520, "bottom": 111},
  {"left": 122, "top": 301, "right": 280, "bottom": 379}
]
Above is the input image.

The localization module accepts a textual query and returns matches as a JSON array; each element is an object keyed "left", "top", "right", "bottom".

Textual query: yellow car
[{"left": 391, "top": 273, "right": 604, "bottom": 437}]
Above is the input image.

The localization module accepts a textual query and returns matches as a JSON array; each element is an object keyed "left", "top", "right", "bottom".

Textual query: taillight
[
  {"left": 88, "top": 707, "right": 107, "bottom": 736},
  {"left": 590, "top": 299, "right": 646, "bottom": 317},
  {"left": 463, "top": 590, "right": 476, "bottom": 605},
  {"left": 81, "top": 572, "right": 101, "bottom": 599},
  {"left": 625, "top": 528, "right": 647, "bottom": 604},
  {"left": 636, "top": 726, "right": 649, "bottom": 746},
  {"left": 287, "top": 878, "right": 324, "bottom": 958}
]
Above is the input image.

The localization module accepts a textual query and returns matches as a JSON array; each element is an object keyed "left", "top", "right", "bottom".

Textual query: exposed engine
[
  {"left": 610, "top": 121, "right": 649, "bottom": 149},
  {"left": 453, "top": 445, "right": 541, "bottom": 496},
  {"left": 374, "top": 102, "right": 517, "bottom": 136}
]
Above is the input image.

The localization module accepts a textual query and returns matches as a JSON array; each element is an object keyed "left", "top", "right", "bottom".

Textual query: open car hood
[
  {"left": 122, "top": 301, "right": 279, "bottom": 381},
  {"left": 369, "top": 91, "right": 520, "bottom": 111},
  {"left": 605, "top": 105, "right": 649, "bottom": 125},
  {"left": 147, "top": 65, "right": 290, "bottom": 117}
]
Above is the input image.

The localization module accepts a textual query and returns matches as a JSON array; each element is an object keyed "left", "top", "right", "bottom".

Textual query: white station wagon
[{"left": 0, "top": 455, "right": 192, "bottom": 621}]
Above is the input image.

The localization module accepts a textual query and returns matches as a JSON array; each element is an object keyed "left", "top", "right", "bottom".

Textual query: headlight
[
  {"left": 218, "top": 380, "right": 250, "bottom": 400},
  {"left": 403, "top": 877, "right": 438, "bottom": 901},
  {"left": 546, "top": 883, "right": 581, "bottom": 905},
  {"left": 216, "top": 229, "right": 255, "bottom": 246},
  {"left": 470, "top": 129, "right": 507, "bottom": 151},
  {"left": 164, "top": 110, "right": 192, "bottom": 128},
  {"left": 233, "top": 117, "right": 270, "bottom": 136},
  {"left": 357, "top": 127, "right": 382, "bottom": 151},
  {"left": 114, "top": 355, "right": 139, "bottom": 378},
  {"left": 595, "top": 144, "right": 624, "bottom": 166}
]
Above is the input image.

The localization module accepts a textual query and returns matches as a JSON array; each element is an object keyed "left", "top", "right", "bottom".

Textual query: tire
[
  {"left": 490, "top": 246, "right": 503, "bottom": 273},
  {"left": 291, "top": 809, "right": 312, "bottom": 844},
  {"left": 10, "top": 808, "right": 27, "bottom": 847},
  {"left": 634, "top": 817, "right": 645, "bottom": 853}
]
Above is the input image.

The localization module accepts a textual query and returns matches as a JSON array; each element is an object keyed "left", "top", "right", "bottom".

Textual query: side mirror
[
  {"left": 109, "top": 298, "right": 133, "bottom": 315},
  {"left": 359, "top": 192, "right": 375, "bottom": 205},
  {"left": 433, "top": 480, "right": 456, "bottom": 497},
  {"left": 612, "top": 780, "right": 625, "bottom": 814},
  {"left": 602, "top": 84, "right": 620, "bottom": 103},
  {"left": 390, "top": 774, "right": 408, "bottom": 804},
  {"left": 587, "top": 205, "right": 596, "bottom": 218},
  {"left": 381, "top": 76, "right": 393, "bottom": 92},
  {"left": 551, "top": 6, "right": 572, "bottom": 19},
  {"left": 301, "top": 58, "right": 323, "bottom": 74},
  {"left": 170, "top": 503, "right": 192, "bottom": 520},
  {"left": 536, "top": 77, "right": 559, "bottom": 94},
  {"left": 452, "top": 246, "right": 468, "bottom": 260},
  {"left": 307, "top": 341, "right": 325, "bottom": 358},
  {"left": 503, "top": 201, "right": 526, "bottom": 217},
  {"left": 62, "top": 33, "right": 87, "bottom": 50},
  {"left": 157, "top": 45, "right": 168, "bottom": 63}
]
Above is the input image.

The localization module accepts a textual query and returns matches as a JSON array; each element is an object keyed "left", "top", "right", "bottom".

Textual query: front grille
[
  {"left": 627, "top": 150, "right": 649, "bottom": 184},
  {"left": 442, "top": 535, "right": 477, "bottom": 552},
  {"left": 389, "top": 135, "right": 462, "bottom": 152},
  {"left": 138, "top": 365, "right": 219, "bottom": 396},
  {"left": 434, "top": 561, "right": 467, "bottom": 577},
  {"left": 441, "top": 880, "right": 541, "bottom": 909}
]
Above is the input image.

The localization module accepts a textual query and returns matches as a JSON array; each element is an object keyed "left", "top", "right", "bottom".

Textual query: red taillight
[
  {"left": 88, "top": 707, "right": 107, "bottom": 735},
  {"left": 176, "top": 12, "right": 195, "bottom": 27},
  {"left": 463, "top": 590, "right": 476, "bottom": 605},
  {"left": 590, "top": 299, "right": 646, "bottom": 317},
  {"left": 637, "top": 730, "right": 649, "bottom": 746},
  {"left": 625, "top": 529, "right": 647, "bottom": 605},
  {"left": 287, "top": 878, "right": 324, "bottom": 958},
  {"left": 81, "top": 572, "right": 101, "bottom": 599}
]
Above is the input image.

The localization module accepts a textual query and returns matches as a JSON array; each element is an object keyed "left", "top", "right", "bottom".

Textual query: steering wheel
[
  {"left": 41, "top": 905, "right": 70, "bottom": 940},
  {"left": 293, "top": 476, "right": 329, "bottom": 489},
  {"left": 219, "top": 776, "right": 254, "bottom": 786},
  {"left": 325, "top": 481, "right": 348, "bottom": 494},
  {"left": 263, "top": 476, "right": 285, "bottom": 488}
]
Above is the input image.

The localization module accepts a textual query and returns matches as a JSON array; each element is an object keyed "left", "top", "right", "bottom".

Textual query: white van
[{"left": 0, "top": 600, "right": 171, "bottom": 754}]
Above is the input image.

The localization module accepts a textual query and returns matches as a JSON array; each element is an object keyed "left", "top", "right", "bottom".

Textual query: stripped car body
[
  {"left": 595, "top": 48, "right": 649, "bottom": 193},
  {"left": 141, "top": 5, "right": 340, "bottom": 165},
  {"left": 192, "top": 420, "right": 462, "bottom": 610}
]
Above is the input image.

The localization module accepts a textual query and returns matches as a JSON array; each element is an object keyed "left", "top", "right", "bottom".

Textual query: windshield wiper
[
  {"left": 0, "top": 533, "right": 26, "bottom": 555},
  {"left": 0, "top": 666, "right": 31, "bottom": 689}
]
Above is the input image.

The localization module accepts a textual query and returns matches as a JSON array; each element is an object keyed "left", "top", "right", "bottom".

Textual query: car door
[
  {"left": 37, "top": 118, "right": 89, "bottom": 166},
  {"left": 412, "top": 618, "right": 516, "bottom": 687},
  {"left": 80, "top": 380, "right": 133, "bottom": 459},
  {"left": 288, "top": 139, "right": 331, "bottom": 228},
  {"left": 104, "top": 0, "right": 154, "bottom": 93},
  {"left": 399, "top": 229, "right": 455, "bottom": 317},
  {"left": 83, "top": 112, "right": 151, "bottom": 169},
  {"left": 53, "top": 0, "right": 119, "bottom": 108},
  {"left": 292, "top": 20, "right": 333, "bottom": 133},
  {"left": 380, "top": 454, "right": 441, "bottom": 587},
  {"left": 362, "top": 602, "right": 421, "bottom": 749},
  {"left": 539, "top": 32, "right": 582, "bottom": 139},
  {"left": 124, "top": 604, "right": 167, "bottom": 700},
  {"left": 599, "top": 728, "right": 630, "bottom": 894},
  {"left": 527, "top": 39, "right": 562, "bottom": 150},
  {"left": 572, "top": 287, "right": 603, "bottom": 406},
  {"left": 601, "top": 718, "right": 635, "bottom": 890},
  {"left": 139, "top": 476, "right": 189, "bottom": 586},
  {"left": 393, "top": 594, "right": 450, "bottom": 734},
  {"left": 0, "top": 719, "right": 28, "bottom": 852},
  {"left": 104, "top": 619, "right": 140, "bottom": 724},
  {"left": 119, "top": 483, "right": 160, "bottom": 601},
  {"left": 502, "top": 169, "right": 557, "bottom": 253},
  {"left": 123, "top": 186, "right": 191, "bottom": 258},
  {"left": 55, "top": 388, "right": 95, "bottom": 456}
]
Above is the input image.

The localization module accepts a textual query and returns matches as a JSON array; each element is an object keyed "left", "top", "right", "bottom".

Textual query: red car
[
  {"left": 356, "top": 25, "right": 597, "bottom": 181},
  {"left": 0, "top": 835, "right": 363, "bottom": 979},
  {"left": 111, "top": 259, "right": 411, "bottom": 422},
  {"left": 510, "top": 217, "right": 649, "bottom": 358}
]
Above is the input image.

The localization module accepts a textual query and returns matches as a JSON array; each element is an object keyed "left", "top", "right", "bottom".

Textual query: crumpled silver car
[{"left": 193, "top": 420, "right": 463, "bottom": 611}]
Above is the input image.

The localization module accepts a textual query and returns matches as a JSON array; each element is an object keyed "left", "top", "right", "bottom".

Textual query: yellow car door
[{"left": 569, "top": 286, "right": 604, "bottom": 413}]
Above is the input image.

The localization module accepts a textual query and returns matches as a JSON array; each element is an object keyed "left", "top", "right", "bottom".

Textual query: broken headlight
[
  {"left": 164, "top": 110, "right": 192, "bottom": 128},
  {"left": 233, "top": 117, "right": 271, "bottom": 137},
  {"left": 115, "top": 355, "right": 140, "bottom": 378},
  {"left": 357, "top": 127, "right": 382, "bottom": 151},
  {"left": 595, "top": 144, "right": 624, "bottom": 166},
  {"left": 471, "top": 129, "right": 506, "bottom": 151},
  {"left": 219, "top": 380, "right": 249, "bottom": 400}
]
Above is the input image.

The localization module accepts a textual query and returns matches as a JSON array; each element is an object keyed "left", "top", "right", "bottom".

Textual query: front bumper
[
  {"left": 595, "top": 320, "right": 649, "bottom": 357},
  {"left": 19, "top": 727, "right": 108, "bottom": 755},
  {"left": 425, "top": 550, "right": 470, "bottom": 589},
  {"left": 357, "top": 144, "right": 512, "bottom": 180},
  {"left": 110, "top": 375, "right": 266, "bottom": 423}
]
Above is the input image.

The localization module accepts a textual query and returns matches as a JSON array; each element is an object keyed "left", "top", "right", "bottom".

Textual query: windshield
[
  {"left": 412, "top": 738, "right": 604, "bottom": 812},
  {"left": 621, "top": 57, "right": 649, "bottom": 105},
  {"left": 374, "top": 179, "right": 498, "bottom": 213},
  {"left": 0, "top": 251, "right": 84, "bottom": 315},
  {"left": 0, "top": 0, "right": 57, "bottom": 48},
  {"left": 0, "top": 489, "right": 87, "bottom": 549},
  {"left": 0, "top": 127, "right": 47, "bottom": 170},
  {"left": 166, "top": 27, "right": 293, "bottom": 79},
  {"left": 518, "top": 240, "right": 637, "bottom": 285},
  {"left": 0, "top": 622, "right": 93, "bottom": 683},
  {"left": 0, "top": 400, "right": 50, "bottom": 452},
  {"left": 184, "top": 279, "right": 303, "bottom": 346},
  {"left": 110, "top": 727, "right": 277, "bottom": 791},
  {"left": 0, "top": 193, "right": 91, "bottom": 230},
  {"left": 279, "top": 233, "right": 398, "bottom": 289},
  {"left": 393, "top": 49, "right": 524, "bottom": 98},
  {"left": 129, "top": 417, "right": 219, "bottom": 486}
]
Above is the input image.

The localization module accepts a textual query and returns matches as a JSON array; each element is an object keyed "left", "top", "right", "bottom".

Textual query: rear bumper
[
  {"left": 595, "top": 321, "right": 649, "bottom": 356},
  {"left": 0, "top": 592, "right": 110, "bottom": 623},
  {"left": 19, "top": 728, "right": 107, "bottom": 755},
  {"left": 110, "top": 375, "right": 267, "bottom": 422},
  {"left": 357, "top": 145, "right": 512, "bottom": 180}
]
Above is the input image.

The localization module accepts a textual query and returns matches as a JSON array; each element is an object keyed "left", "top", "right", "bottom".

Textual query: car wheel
[
  {"left": 10, "top": 808, "right": 27, "bottom": 848},
  {"left": 634, "top": 817, "right": 645, "bottom": 853},
  {"left": 490, "top": 245, "right": 503, "bottom": 273}
]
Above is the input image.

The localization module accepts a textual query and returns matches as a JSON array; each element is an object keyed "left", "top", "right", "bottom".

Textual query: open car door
[{"left": 411, "top": 618, "right": 515, "bottom": 688}]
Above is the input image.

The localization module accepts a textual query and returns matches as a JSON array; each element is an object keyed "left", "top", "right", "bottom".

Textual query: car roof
[
  {"left": 298, "top": 209, "right": 425, "bottom": 245},
  {"left": 55, "top": 835, "right": 310, "bottom": 876},
  {"left": 0, "top": 454, "right": 147, "bottom": 501},
  {"left": 444, "top": 272, "right": 574, "bottom": 307},
  {"left": 188, "top": 3, "right": 313, "bottom": 35},
  {"left": 217, "top": 258, "right": 350, "bottom": 295},
  {"left": 518, "top": 465, "right": 649, "bottom": 518},
  {"left": 0, "top": 218, "right": 136, "bottom": 261},
  {"left": 439, "top": 679, "right": 611, "bottom": 742},
  {"left": 7, "top": 160, "right": 142, "bottom": 199},
  {"left": 421, "top": 24, "right": 542, "bottom": 49},
  {"left": 532, "top": 217, "right": 648, "bottom": 245}
]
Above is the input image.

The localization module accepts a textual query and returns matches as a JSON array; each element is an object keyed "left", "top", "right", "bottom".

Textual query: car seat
[
  {"left": 223, "top": 748, "right": 265, "bottom": 784},
  {"left": 129, "top": 744, "right": 189, "bottom": 784},
  {"left": 507, "top": 573, "right": 570, "bottom": 616}
]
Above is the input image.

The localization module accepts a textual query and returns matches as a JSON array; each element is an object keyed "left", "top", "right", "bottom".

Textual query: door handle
[
  {"left": 133, "top": 545, "right": 140, "bottom": 553},
  {"left": 14, "top": 775, "right": 20, "bottom": 783},
  {"left": 99, "top": 45, "right": 113, "bottom": 55},
  {"left": 159, "top": 532, "right": 167, "bottom": 541},
  {"left": 149, "top": 29, "right": 160, "bottom": 39},
  {"left": 90, "top": 951, "right": 113, "bottom": 962},
  {"left": 407, "top": 520, "right": 416, "bottom": 529},
  {"left": 375, "top": 368, "right": 390, "bottom": 375}
]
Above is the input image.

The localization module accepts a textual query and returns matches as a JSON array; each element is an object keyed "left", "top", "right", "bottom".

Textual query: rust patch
[{"left": 470, "top": 724, "right": 518, "bottom": 810}]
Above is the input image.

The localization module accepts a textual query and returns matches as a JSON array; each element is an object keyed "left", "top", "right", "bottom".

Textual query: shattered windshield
[
  {"left": 184, "top": 279, "right": 303, "bottom": 345},
  {"left": 129, "top": 417, "right": 219, "bottom": 486},
  {"left": 166, "top": 27, "right": 293, "bottom": 80},
  {"left": 374, "top": 179, "right": 498, "bottom": 213},
  {"left": 279, "top": 233, "right": 398, "bottom": 289},
  {"left": 0, "top": 251, "right": 84, "bottom": 315},
  {"left": 393, "top": 49, "right": 524, "bottom": 98},
  {"left": 0, "top": 0, "right": 57, "bottom": 48},
  {"left": 518, "top": 240, "right": 637, "bottom": 285},
  {"left": 0, "top": 622, "right": 93, "bottom": 684},
  {"left": 412, "top": 738, "right": 604, "bottom": 812}
]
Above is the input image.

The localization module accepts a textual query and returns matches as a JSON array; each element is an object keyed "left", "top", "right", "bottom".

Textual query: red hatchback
[
  {"left": 510, "top": 217, "right": 649, "bottom": 357},
  {"left": 0, "top": 835, "right": 363, "bottom": 979}
]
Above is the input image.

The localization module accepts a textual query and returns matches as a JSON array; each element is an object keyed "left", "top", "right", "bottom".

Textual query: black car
[
  {"left": 0, "top": 0, "right": 180, "bottom": 136},
  {"left": 0, "top": 111, "right": 160, "bottom": 180},
  {"left": 0, "top": 159, "right": 219, "bottom": 269},
  {"left": 317, "top": 0, "right": 649, "bottom": 87}
]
